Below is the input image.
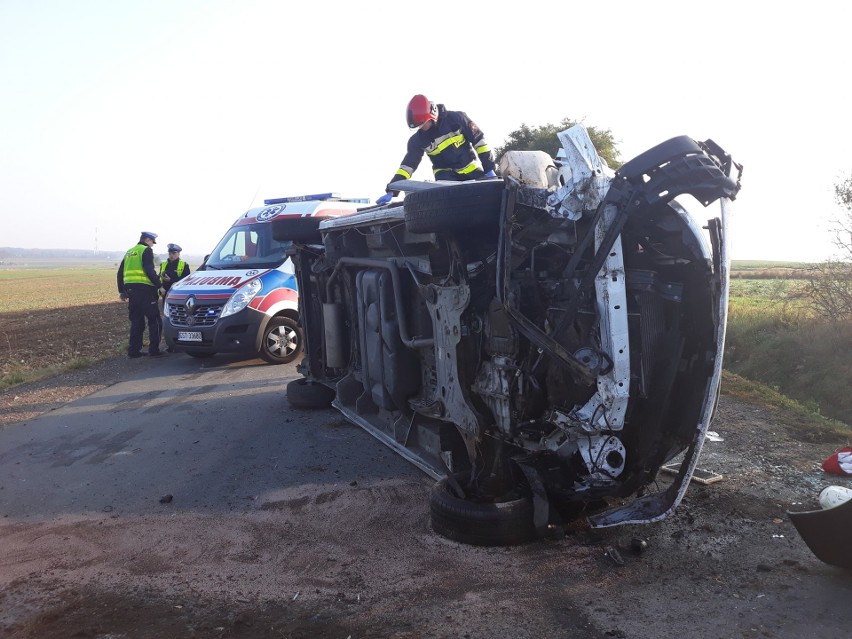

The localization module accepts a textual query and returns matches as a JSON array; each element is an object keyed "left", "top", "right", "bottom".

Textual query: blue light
[
  {"left": 264, "top": 193, "right": 339, "bottom": 205},
  {"left": 263, "top": 193, "right": 370, "bottom": 205}
]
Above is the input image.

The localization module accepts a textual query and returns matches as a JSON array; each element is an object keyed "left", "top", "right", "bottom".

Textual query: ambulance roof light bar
[{"left": 263, "top": 193, "right": 370, "bottom": 205}]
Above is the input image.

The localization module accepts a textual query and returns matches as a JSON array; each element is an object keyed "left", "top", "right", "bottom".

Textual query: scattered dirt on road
[{"left": 1, "top": 361, "right": 852, "bottom": 637}]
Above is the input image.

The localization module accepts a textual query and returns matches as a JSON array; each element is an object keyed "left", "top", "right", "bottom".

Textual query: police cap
[
  {"left": 141, "top": 231, "right": 158, "bottom": 243},
  {"left": 167, "top": 243, "right": 182, "bottom": 252}
]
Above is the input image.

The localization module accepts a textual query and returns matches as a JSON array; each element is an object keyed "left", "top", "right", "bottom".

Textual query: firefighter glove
[
  {"left": 376, "top": 193, "right": 393, "bottom": 205},
  {"left": 484, "top": 170, "right": 496, "bottom": 178}
]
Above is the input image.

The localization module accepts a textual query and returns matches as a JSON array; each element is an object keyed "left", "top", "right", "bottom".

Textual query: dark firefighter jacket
[{"left": 386, "top": 104, "right": 496, "bottom": 194}]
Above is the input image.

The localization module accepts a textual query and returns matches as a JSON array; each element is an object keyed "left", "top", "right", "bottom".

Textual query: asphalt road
[{"left": 0, "top": 355, "right": 419, "bottom": 521}]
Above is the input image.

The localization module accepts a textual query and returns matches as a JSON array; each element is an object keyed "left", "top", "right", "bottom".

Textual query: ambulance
[{"left": 163, "top": 193, "right": 368, "bottom": 363}]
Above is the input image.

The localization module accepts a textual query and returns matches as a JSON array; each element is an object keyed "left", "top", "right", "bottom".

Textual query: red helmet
[{"left": 406, "top": 94, "right": 438, "bottom": 129}]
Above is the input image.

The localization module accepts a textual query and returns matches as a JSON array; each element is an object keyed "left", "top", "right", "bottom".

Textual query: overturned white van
[{"left": 282, "top": 126, "right": 743, "bottom": 544}]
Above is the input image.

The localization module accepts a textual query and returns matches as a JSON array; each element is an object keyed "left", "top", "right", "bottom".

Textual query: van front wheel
[{"left": 260, "top": 317, "right": 303, "bottom": 364}]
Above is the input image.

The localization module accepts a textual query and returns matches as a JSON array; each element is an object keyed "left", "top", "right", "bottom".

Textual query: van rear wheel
[
  {"left": 260, "top": 317, "right": 303, "bottom": 364},
  {"left": 403, "top": 180, "right": 504, "bottom": 234}
]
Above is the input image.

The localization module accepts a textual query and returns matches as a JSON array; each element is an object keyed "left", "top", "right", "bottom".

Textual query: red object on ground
[{"left": 822, "top": 447, "right": 852, "bottom": 476}]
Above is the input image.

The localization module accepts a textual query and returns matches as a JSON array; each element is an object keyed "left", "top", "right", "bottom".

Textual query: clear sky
[{"left": 1, "top": 0, "right": 849, "bottom": 262}]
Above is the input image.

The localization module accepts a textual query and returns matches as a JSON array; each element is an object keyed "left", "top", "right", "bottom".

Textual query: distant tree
[
  {"left": 494, "top": 118, "right": 622, "bottom": 170},
  {"left": 795, "top": 173, "right": 852, "bottom": 320},
  {"left": 831, "top": 173, "right": 852, "bottom": 256}
]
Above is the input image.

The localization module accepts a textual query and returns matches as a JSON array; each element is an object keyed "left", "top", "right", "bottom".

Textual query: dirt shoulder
[
  {"left": 0, "top": 301, "right": 147, "bottom": 428},
  {"left": 0, "top": 353, "right": 156, "bottom": 429},
  {"left": 1, "top": 362, "right": 852, "bottom": 638}
]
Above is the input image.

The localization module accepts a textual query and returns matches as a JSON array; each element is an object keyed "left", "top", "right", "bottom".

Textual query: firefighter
[
  {"left": 376, "top": 94, "right": 497, "bottom": 205},
  {"left": 117, "top": 231, "right": 165, "bottom": 358}
]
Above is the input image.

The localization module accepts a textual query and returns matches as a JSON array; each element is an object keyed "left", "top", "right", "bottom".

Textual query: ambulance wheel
[
  {"left": 260, "top": 316, "right": 303, "bottom": 364},
  {"left": 286, "top": 378, "right": 336, "bottom": 409},
  {"left": 185, "top": 350, "right": 214, "bottom": 358},
  {"left": 271, "top": 217, "right": 324, "bottom": 244},
  {"left": 403, "top": 180, "right": 504, "bottom": 234}
]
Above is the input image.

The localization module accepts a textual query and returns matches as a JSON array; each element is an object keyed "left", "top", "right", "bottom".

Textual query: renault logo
[{"left": 185, "top": 296, "right": 197, "bottom": 326}]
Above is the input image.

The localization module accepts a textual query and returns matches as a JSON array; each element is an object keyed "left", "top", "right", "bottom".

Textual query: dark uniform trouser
[{"left": 127, "top": 286, "right": 161, "bottom": 355}]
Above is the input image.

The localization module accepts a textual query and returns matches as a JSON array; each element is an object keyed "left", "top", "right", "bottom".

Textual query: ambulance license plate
[{"left": 178, "top": 331, "right": 202, "bottom": 342}]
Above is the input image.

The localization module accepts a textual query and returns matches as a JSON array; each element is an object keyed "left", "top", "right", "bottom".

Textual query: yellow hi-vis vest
[
  {"left": 159, "top": 259, "right": 186, "bottom": 284},
  {"left": 123, "top": 244, "right": 155, "bottom": 286}
]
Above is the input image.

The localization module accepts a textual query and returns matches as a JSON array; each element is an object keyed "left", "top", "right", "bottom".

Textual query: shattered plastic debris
[
  {"left": 605, "top": 546, "right": 625, "bottom": 566},
  {"left": 660, "top": 464, "right": 723, "bottom": 485},
  {"left": 822, "top": 447, "right": 852, "bottom": 476},
  {"left": 705, "top": 431, "right": 724, "bottom": 442},
  {"left": 818, "top": 485, "right": 852, "bottom": 509},
  {"left": 630, "top": 538, "right": 649, "bottom": 553}
]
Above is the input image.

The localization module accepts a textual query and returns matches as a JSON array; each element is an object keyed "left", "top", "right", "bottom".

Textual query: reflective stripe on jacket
[{"left": 388, "top": 104, "right": 495, "bottom": 189}]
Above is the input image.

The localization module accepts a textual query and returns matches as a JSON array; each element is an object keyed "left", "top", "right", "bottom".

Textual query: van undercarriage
[{"left": 279, "top": 127, "right": 742, "bottom": 545}]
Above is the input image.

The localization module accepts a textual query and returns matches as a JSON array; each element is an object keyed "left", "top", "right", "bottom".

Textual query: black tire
[
  {"left": 260, "top": 316, "right": 303, "bottom": 364},
  {"left": 430, "top": 473, "right": 536, "bottom": 546},
  {"left": 271, "top": 217, "right": 324, "bottom": 243},
  {"left": 286, "top": 378, "right": 336, "bottom": 409},
  {"left": 403, "top": 180, "right": 504, "bottom": 234},
  {"left": 185, "top": 350, "right": 215, "bottom": 358}
]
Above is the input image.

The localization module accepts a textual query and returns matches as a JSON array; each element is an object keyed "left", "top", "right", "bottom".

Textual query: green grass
[
  {"left": 0, "top": 349, "right": 126, "bottom": 391},
  {"left": 0, "top": 267, "right": 120, "bottom": 313},
  {"left": 730, "top": 261, "right": 820, "bottom": 284},
  {"left": 726, "top": 278, "right": 852, "bottom": 426},
  {"left": 731, "top": 260, "right": 812, "bottom": 270},
  {"left": 0, "top": 267, "right": 129, "bottom": 389},
  {"left": 721, "top": 371, "right": 852, "bottom": 438}
]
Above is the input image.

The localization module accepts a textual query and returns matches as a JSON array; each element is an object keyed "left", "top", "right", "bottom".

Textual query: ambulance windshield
[{"left": 203, "top": 222, "right": 292, "bottom": 270}]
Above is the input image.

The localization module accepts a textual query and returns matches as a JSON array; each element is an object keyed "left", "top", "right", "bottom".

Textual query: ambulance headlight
[{"left": 221, "top": 278, "right": 262, "bottom": 318}]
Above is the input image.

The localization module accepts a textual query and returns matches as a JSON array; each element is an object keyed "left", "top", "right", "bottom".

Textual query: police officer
[
  {"left": 376, "top": 94, "right": 497, "bottom": 205},
  {"left": 157, "top": 243, "right": 191, "bottom": 352},
  {"left": 159, "top": 243, "right": 191, "bottom": 294},
  {"left": 117, "top": 231, "right": 165, "bottom": 358}
]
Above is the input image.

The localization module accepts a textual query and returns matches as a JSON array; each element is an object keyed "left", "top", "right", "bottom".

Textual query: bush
[
  {"left": 725, "top": 306, "right": 852, "bottom": 425},
  {"left": 790, "top": 172, "right": 852, "bottom": 320},
  {"left": 794, "top": 261, "right": 852, "bottom": 320}
]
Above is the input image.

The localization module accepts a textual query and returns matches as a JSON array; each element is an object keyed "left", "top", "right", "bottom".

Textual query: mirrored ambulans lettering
[{"left": 182, "top": 275, "right": 244, "bottom": 287}]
